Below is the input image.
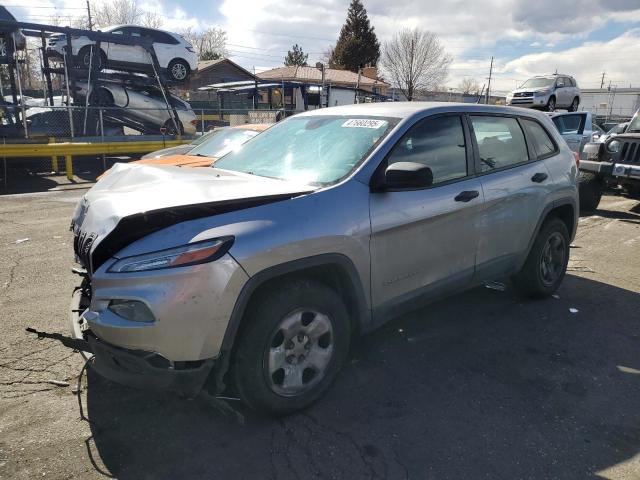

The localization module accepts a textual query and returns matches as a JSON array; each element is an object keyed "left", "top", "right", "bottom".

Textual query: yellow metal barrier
[{"left": 0, "top": 138, "right": 190, "bottom": 180}]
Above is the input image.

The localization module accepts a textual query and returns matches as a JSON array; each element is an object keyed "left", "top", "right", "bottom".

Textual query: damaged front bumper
[{"left": 70, "top": 283, "right": 215, "bottom": 397}]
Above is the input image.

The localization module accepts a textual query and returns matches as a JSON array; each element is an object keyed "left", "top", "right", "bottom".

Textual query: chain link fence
[{"left": 0, "top": 104, "right": 294, "bottom": 192}]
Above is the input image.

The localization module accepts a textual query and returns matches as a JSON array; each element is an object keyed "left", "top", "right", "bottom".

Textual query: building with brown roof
[{"left": 257, "top": 65, "right": 389, "bottom": 96}]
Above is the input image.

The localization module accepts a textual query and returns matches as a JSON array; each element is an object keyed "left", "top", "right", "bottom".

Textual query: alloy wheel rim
[
  {"left": 548, "top": 99, "right": 555, "bottom": 111},
  {"left": 172, "top": 63, "right": 187, "bottom": 79},
  {"left": 266, "top": 308, "right": 334, "bottom": 397},
  {"left": 540, "top": 232, "right": 566, "bottom": 286}
]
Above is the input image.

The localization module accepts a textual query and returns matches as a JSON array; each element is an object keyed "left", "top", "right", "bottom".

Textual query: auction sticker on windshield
[{"left": 342, "top": 119, "right": 387, "bottom": 129}]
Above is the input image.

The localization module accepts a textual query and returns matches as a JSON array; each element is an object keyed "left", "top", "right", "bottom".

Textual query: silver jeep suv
[
  {"left": 507, "top": 74, "right": 581, "bottom": 112},
  {"left": 69, "top": 103, "right": 579, "bottom": 415}
]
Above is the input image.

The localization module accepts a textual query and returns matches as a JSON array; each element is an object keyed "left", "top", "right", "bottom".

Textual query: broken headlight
[{"left": 107, "top": 238, "right": 234, "bottom": 273}]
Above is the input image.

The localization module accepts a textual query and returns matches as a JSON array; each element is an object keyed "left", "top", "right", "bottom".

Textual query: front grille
[
  {"left": 73, "top": 230, "right": 96, "bottom": 271},
  {"left": 513, "top": 92, "right": 534, "bottom": 97},
  {"left": 620, "top": 141, "right": 640, "bottom": 164}
]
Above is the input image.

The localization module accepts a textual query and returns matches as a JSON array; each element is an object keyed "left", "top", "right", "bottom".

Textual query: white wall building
[{"left": 579, "top": 88, "right": 640, "bottom": 120}]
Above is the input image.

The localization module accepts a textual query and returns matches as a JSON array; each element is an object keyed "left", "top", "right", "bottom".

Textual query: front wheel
[
  {"left": 77, "top": 46, "right": 105, "bottom": 70},
  {"left": 568, "top": 97, "right": 579, "bottom": 112},
  {"left": 512, "top": 217, "right": 570, "bottom": 298},
  {"left": 579, "top": 171, "right": 603, "bottom": 212},
  {"left": 546, "top": 96, "right": 556, "bottom": 112},
  {"left": 233, "top": 280, "right": 351, "bottom": 415}
]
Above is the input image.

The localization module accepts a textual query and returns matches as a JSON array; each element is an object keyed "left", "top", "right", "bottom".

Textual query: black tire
[
  {"left": 161, "top": 119, "right": 184, "bottom": 135},
  {"left": 512, "top": 217, "right": 570, "bottom": 298},
  {"left": 167, "top": 59, "right": 190, "bottom": 82},
  {"left": 233, "top": 279, "right": 351, "bottom": 415},
  {"left": 546, "top": 96, "right": 556, "bottom": 112},
  {"left": 623, "top": 183, "right": 640, "bottom": 199},
  {"left": 89, "top": 88, "right": 114, "bottom": 107},
  {"left": 568, "top": 97, "right": 579, "bottom": 112},
  {"left": 77, "top": 46, "right": 105, "bottom": 70},
  {"left": 579, "top": 171, "right": 603, "bottom": 212}
]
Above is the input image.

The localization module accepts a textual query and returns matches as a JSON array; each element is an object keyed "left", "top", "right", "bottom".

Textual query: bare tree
[
  {"left": 380, "top": 28, "right": 452, "bottom": 101},
  {"left": 90, "top": 0, "right": 164, "bottom": 29},
  {"left": 458, "top": 77, "right": 480, "bottom": 95},
  {"left": 179, "top": 27, "right": 227, "bottom": 61}
]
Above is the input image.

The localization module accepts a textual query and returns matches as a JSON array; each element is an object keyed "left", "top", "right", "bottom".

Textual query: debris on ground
[
  {"left": 46, "top": 380, "right": 70, "bottom": 387},
  {"left": 485, "top": 282, "right": 506, "bottom": 291},
  {"left": 569, "top": 308, "right": 579, "bottom": 314},
  {"left": 552, "top": 294, "right": 560, "bottom": 299},
  {"left": 14, "top": 238, "right": 30, "bottom": 244}
]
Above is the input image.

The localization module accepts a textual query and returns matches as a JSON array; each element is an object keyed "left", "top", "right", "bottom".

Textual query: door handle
[
  {"left": 454, "top": 190, "right": 479, "bottom": 202},
  {"left": 531, "top": 172, "right": 548, "bottom": 183}
]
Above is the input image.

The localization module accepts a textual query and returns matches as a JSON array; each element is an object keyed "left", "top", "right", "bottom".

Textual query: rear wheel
[
  {"left": 513, "top": 217, "right": 570, "bottom": 298},
  {"left": 579, "top": 171, "right": 603, "bottom": 212},
  {"left": 161, "top": 119, "right": 184, "bottom": 135},
  {"left": 233, "top": 279, "right": 351, "bottom": 415},
  {"left": 167, "top": 59, "right": 190, "bottom": 82}
]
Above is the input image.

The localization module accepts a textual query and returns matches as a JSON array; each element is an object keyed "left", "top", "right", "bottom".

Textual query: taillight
[
  {"left": 573, "top": 151, "right": 580, "bottom": 167},
  {"left": 190, "top": 119, "right": 198, "bottom": 126}
]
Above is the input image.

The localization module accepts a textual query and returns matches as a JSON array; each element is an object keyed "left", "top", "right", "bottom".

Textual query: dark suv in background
[{"left": 579, "top": 109, "right": 640, "bottom": 210}]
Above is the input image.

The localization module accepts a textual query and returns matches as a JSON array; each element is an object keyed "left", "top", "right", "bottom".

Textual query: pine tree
[
  {"left": 330, "top": 0, "right": 380, "bottom": 72},
  {"left": 284, "top": 44, "right": 308, "bottom": 66}
]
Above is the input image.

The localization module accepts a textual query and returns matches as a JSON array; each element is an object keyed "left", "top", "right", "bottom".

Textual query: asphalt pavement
[{"left": 1, "top": 190, "right": 639, "bottom": 479}]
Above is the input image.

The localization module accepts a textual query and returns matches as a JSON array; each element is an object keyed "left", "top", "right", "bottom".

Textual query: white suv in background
[
  {"left": 47, "top": 25, "right": 198, "bottom": 82},
  {"left": 507, "top": 74, "right": 581, "bottom": 112}
]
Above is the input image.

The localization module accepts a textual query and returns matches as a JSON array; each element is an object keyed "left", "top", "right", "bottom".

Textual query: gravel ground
[{"left": 1, "top": 190, "right": 639, "bottom": 480}]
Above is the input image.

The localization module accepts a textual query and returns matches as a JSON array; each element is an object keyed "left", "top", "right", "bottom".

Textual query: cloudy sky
[{"left": 8, "top": 0, "right": 640, "bottom": 93}]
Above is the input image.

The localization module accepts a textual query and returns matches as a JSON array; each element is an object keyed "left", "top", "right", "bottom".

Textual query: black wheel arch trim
[
  {"left": 516, "top": 196, "right": 577, "bottom": 271},
  {"left": 210, "top": 253, "right": 370, "bottom": 394}
]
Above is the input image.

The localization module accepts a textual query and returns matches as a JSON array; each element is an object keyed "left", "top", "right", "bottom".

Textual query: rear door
[
  {"left": 551, "top": 113, "right": 585, "bottom": 153},
  {"left": 369, "top": 114, "right": 483, "bottom": 315},
  {"left": 108, "top": 27, "right": 147, "bottom": 65},
  {"left": 554, "top": 77, "right": 567, "bottom": 106},
  {"left": 143, "top": 29, "right": 179, "bottom": 69},
  {"left": 469, "top": 114, "right": 554, "bottom": 280}
]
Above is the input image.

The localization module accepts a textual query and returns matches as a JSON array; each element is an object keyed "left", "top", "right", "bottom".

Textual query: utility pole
[
  {"left": 86, "top": 0, "right": 93, "bottom": 30},
  {"left": 485, "top": 56, "right": 493, "bottom": 105},
  {"left": 600, "top": 71, "right": 606, "bottom": 89}
]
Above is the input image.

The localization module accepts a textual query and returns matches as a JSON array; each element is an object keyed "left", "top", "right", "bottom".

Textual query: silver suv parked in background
[
  {"left": 69, "top": 103, "right": 579, "bottom": 415},
  {"left": 507, "top": 74, "right": 581, "bottom": 112}
]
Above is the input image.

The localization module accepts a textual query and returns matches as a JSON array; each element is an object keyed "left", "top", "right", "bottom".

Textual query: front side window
[
  {"left": 470, "top": 116, "right": 529, "bottom": 171},
  {"left": 552, "top": 114, "right": 584, "bottom": 134},
  {"left": 386, "top": 115, "right": 467, "bottom": 185},
  {"left": 214, "top": 116, "right": 397, "bottom": 185},
  {"left": 521, "top": 119, "right": 556, "bottom": 158}
]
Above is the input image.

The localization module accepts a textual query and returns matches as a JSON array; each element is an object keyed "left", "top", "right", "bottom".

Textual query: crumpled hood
[{"left": 71, "top": 162, "right": 313, "bottom": 270}]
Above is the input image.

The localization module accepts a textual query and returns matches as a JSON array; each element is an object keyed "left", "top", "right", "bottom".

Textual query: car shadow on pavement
[{"left": 83, "top": 274, "right": 640, "bottom": 479}]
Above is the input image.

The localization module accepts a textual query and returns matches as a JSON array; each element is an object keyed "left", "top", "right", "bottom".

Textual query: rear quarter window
[{"left": 521, "top": 119, "right": 557, "bottom": 158}]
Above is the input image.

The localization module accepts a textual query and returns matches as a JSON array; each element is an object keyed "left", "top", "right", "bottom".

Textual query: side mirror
[{"left": 383, "top": 162, "right": 433, "bottom": 189}]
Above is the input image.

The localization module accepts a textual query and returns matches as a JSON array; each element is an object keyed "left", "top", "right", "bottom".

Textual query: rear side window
[
  {"left": 521, "top": 119, "right": 557, "bottom": 158},
  {"left": 386, "top": 115, "right": 468, "bottom": 185},
  {"left": 470, "top": 116, "right": 529, "bottom": 172},
  {"left": 552, "top": 114, "right": 584, "bottom": 134},
  {"left": 145, "top": 29, "right": 179, "bottom": 45}
]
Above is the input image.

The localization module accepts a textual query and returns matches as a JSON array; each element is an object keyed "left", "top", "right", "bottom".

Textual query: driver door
[{"left": 369, "top": 114, "right": 482, "bottom": 318}]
